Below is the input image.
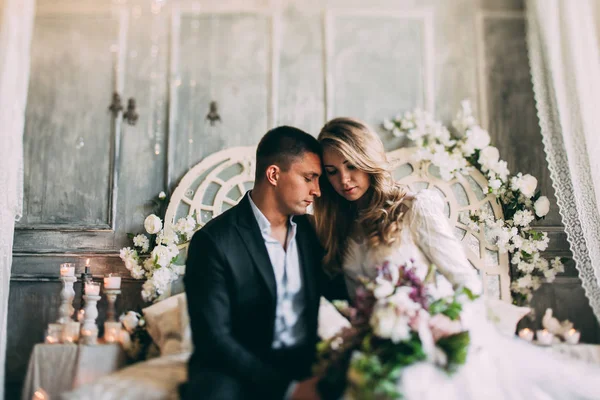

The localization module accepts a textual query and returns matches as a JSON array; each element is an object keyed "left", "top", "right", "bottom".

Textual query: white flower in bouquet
[
  {"left": 370, "top": 305, "right": 397, "bottom": 339},
  {"left": 130, "top": 264, "right": 146, "bottom": 279},
  {"left": 452, "top": 100, "right": 477, "bottom": 134},
  {"left": 156, "top": 228, "right": 177, "bottom": 246},
  {"left": 517, "top": 275, "right": 533, "bottom": 289},
  {"left": 517, "top": 261, "right": 535, "bottom": 274},
  {"left": 374, "top": 279, "right": 395, "bottom": 299},
  {"left": 488, "top": 178, "right": 503, "bottom": 191},
  {"left": 153, "top": 266, "right": 177, "bottom": 289},
  {"left": 461, "top": 126, "right": 490, "bottom": 156},
  {"left": 120, "top": 311, "right": 141, "bottom": 333},
  {"left": 551, "top": 257, "right": 565, "bottom": 273},
  {"left": 174, "top": 216, "right": 197, "bottom": 240},
  {"left": 141, "top": 279, "right": 157, "bottom": 302},
  {"left": 143, "top": 257, "right": 155, "bottom": 272},
  {"left": 511, "top": 173, "right": 538, "bottom": 198},
  {"left": 535, "top": 257, "right": 550, "bottom": 273},
  {"left": 513, "top": 210, "right": 535, "bottom": 227},
  {"left": 390, "top": 316, "right": 412, "bottom": 343},
  {"left": 535, "top": 233, "right": 550, "bottom": 251},
  {"left": 382, "top": 118, "right": 395, "bottom": 131},
  {"left": 388, "top": 286, "right": 421, "bottom": 317},
  {"left": 133, "top": 234, "right": 150, "bottom": 252},
  {"left": 158, "top": 191, "right": 167, "bottom": 200},
  {"left": 478, "top": 146, "right": 500, "bottom": 172},
  {"left": 151, "top": 245, "right": 175, "bottom": 268},
  {"left": 534, "top": 196, "right": 550, "bottom": 217},
  {"left": 144, "top": 214, "right": 163, "bottom": 234},
  {"left": 544, "top": 269, "right": 558, "bottom": 282},
  {"left": 490, "top": 160, "right": 510, "bottom": 182}
]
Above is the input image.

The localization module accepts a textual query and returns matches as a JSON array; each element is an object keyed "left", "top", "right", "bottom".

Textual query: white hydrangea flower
[
  {"left": 174, "top": 216, "right": 196, "bottom": 238},
  {"left": 478, "top": 146, "right": 500, "bottom": 172},
  {"left": 551, "top": 257, "right": 565, "bottom": 273},
  {"left": 517, "top": 275, "right": 533, "bottom": 289},
  {"left": 141, "top": 279, "right": 157, "bottom": 302},
  {"left": 156, "top": 228, "right": 177, "bottom": 246},
  {"left": 130, "top": 264, "right": 146, "bottom": 279},
  {"left": 513, "top": 210, "right": 535, "bottom": 227},
  {"left": 144, "top": 214, "right": 162, "bottom": 234},
  {"left": 133, "top": 234, "right": 150, "bottom": 252},
  {"left": 151, "top": 267, "right": 174, "bottom": 294},
  {"left": 517, "top": 262, "right": 535, "bottom": 274}
]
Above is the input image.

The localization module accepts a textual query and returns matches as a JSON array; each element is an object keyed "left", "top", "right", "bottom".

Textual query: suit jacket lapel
[
  {"left": 295, "top": 221, "right": 318, "bottom": 312},
  {"left": 235, "top": 193, "right": 277, "bottom": 301}
]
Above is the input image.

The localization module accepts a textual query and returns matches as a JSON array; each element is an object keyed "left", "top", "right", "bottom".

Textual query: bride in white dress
[{"left": 313, "top": 117, "right": 600, "bottom": 400}]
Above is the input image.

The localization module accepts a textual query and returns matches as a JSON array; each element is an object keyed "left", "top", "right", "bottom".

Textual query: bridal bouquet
[{"left": 315, "top": 260, "right": 477, "bottom": 399}]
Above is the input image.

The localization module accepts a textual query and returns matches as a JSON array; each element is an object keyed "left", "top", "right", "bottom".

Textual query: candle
[
  {"left": 60, "top": 263, "right": 75, "bottom": 277},
  {"left": 45, "top": 323, "right": 62, "bottom": 344},
  {"left": 536, "top": 329, "right": 554, "bottom": 346},
  {"left": 104, "top": 273, "right": 121, "bottom": 289},
  {"left": 33, "top": 388, "right": 49, "bottom": 400},
  {"left": 518, "top": 328, "right": 534, "bottom": 342},
  {"left": 62, "top": 321, "right": 80, "bottom": 343},
  {"left": 85, "top": 282, "right": 101, "bottom": 296},
  {"left": 564, "top": 328, "right": 581, "bottom": 345},
  {"left": 104, "top": 321, "right": 121, "bottom": 343},
  {"left": 84, "top": 258, "right": 91, "bottom": 275}
]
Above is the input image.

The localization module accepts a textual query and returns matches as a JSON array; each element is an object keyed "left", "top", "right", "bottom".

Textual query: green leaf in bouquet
[
  {"left": 436, "top": 331, "right": 470, "bottom": 373},
  {"left": 127, "top": 233, "right": 136, "bottom": 239}
]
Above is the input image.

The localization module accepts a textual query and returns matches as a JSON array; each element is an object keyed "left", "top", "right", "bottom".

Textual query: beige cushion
[
  {"left": 142, "top": 293, "right": 186, "bottom": 356},
  {"left": 485, "top": 297, "right": 531, "bottom": 337},
  {"left": 177, "top": 294, "right": 193, "bottom": 352}
]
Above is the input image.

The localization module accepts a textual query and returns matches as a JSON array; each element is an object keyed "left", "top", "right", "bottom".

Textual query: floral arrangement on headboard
[{"left": 119, "top": 101, "right": 564, "bottom": 306}]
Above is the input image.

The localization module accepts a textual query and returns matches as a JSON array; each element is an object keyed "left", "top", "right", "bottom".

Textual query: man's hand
[{"left": 290, "top": 376, "right": 321, "bottom": 400}]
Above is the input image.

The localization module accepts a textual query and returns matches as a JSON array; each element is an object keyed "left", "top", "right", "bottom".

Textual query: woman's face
[{"left": 322, "top": 147, "right": 370, "bottom": 202}]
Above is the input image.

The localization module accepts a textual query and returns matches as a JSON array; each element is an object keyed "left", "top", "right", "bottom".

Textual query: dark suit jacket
[{"left": 183, "top": 193, "right": 347, "bottom": 400}]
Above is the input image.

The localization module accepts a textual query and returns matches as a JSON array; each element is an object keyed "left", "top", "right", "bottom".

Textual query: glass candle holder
[
  {"left": 84, "top": 281, "right": 101, "bottom": 296},
  {"left": 564, "top": 328, "right": 581, "bottom": 345},
  {"left": 104, "top": 273, "right": 121, "bottom": 290},
  {"left": 518, "top": 328, "right": 534, "bottom": 342},
  {"left": 45, "top": 323, "right": 63, "bottom": 344},
  {"left": 104, "top": 321, "right": 122, "bottom": 343},
  {"left": 59, "top": 263, "right": 75, "bottom": 277},
  {"left": 62, "top": 321, "right": 80, "bottom": 343},
  {"left": 536, "top": 329, "right": 554, "bottom": 346}
]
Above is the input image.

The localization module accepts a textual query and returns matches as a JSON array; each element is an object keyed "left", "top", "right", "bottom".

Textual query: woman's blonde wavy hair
[{"left": 314, "top": 117, "right": 409, "bottom": 275}]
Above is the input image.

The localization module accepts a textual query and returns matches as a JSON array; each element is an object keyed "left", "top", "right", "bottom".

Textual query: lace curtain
[
  {"left": 0, "top": 0, "right": 35, "bottom": 398},
  {"left": 526, "top": 0, "right": 600, "bottom": 323}
]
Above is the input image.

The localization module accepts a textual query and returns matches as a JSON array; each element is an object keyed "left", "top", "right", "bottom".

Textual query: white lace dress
[{"left": 342, "top": 190, "right": 600, "bottom": 400}]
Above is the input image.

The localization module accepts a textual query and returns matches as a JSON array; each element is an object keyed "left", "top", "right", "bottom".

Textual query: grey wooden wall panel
[
  {"left": 169, "top": 12, "right": 272, "bottom": 188},
  {"left": 326, "top": 12, "right": 428, "bottom": 151},
  {"left": 116, "top": 12, "right": 170, "bottom": 241},
  {"left": 20, "top": 14, "right": 121, "bottom": 228},
  {"left": 480, "top": 15, "right": 562, "bottom": 227},
  {"left": 277, "top": 8, "right": 325, "bottom": 134}
]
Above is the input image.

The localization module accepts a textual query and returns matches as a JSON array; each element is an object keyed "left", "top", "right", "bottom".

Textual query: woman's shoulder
[{"left": 404, "top": 189, "right": 445, "bottom": 216}]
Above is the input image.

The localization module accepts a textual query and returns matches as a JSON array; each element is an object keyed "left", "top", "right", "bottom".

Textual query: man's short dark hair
[{"left": 255, "top": 126, "right": 321, "bottom": 182}]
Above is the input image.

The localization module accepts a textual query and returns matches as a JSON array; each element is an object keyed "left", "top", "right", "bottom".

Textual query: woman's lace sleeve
[{"left": 408, "top": 190, "right": 482, "bottom": 295}]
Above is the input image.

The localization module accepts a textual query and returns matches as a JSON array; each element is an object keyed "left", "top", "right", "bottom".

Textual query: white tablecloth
[
  {"left": 22, "top": 343, "right": 126, "bottom": 400},
  {"left": 547, "top": 343, "right": 600, "bottom": 364}
]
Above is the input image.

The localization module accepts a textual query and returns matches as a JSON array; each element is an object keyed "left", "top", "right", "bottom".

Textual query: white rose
[
  {"left": 144, "top": 214, "right": 162, "bottom": 234},
  {"left": 534, "top": 196, "right": 550, "bottom": 217},
  {"left": 374, "top": 280, "right": 395, "bottom": 299},
  {"left": 513, "top": 174, "right": 537, "bottom": 198},
  {"left": 478, "top": 146, "right": 500, "bottom": 171}
]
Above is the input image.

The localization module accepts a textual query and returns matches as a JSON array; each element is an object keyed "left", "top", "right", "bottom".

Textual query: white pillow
[
  {"left": 142, "top": 293, "right": 186, "bottom": 355},
  {"left": 485, "top": 297, "right": 531, "bottom": 337}
]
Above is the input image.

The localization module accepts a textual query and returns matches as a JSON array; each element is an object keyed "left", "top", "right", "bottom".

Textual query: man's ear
[{"left": 265, "top": 165, "right": 280, "bottom": 186}]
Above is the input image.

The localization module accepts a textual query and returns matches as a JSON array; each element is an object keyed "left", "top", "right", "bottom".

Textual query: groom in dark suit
[{"left": 183, "top": 126, "right": 347, "bottom": 400}]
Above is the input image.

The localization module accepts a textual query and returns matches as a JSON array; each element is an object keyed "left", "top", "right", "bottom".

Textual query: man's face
[{"left": 274, "top": 152, "right": 322, "bottom": 215}]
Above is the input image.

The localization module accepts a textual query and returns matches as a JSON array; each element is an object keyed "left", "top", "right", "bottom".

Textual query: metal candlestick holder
[
  {"left": 104, "top": 289, "right": 121, "bottom": 322},
  {"left": 57, "top": 276, "right": 77, "bottom": 324},
  {"left": 80, "top": 294, "right": 101, "bottom": 344}
]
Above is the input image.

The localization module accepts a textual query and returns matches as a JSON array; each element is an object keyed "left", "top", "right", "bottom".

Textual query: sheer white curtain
[
  {"left": 0, "top": 0, "right": 35, "bottom": 398},
  {"left": 526, "top": 0, "right": 600, "bottom": 323}
]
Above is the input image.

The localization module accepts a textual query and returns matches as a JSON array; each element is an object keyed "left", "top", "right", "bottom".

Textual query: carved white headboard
[{"left": 165, "top": 146, "right": 510, "bottom": 301}]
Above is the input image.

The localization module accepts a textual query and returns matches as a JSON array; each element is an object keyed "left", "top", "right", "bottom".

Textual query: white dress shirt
[{"left": 248, "top": 194, "right": 306, "bottom": 349}]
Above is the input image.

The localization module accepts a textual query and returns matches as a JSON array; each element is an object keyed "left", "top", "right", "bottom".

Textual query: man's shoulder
[{"left": 192, "top": 205, "right": 239, "bottom": 242}]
